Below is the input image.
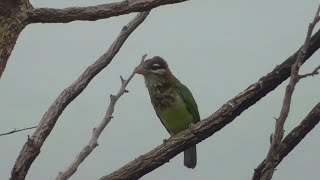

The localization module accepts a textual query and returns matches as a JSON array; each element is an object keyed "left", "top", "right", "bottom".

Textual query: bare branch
[
  {"left": 10, "top": 11, "right": 150, "bottom": 180},
  {"left": 55, "top": 55, "right": 146, "bottom": 180},
  {"left": 258, "top": 5, "right": 320, "bottom": 180},
  {"left": 28, "top": 0, "right": 190, "bottom": 23},
  {"left": 1, "top": 0, "right": 190, "bottom": 78},
  {"left": 99, "top": 28, "right": 320, "bottom": 180},
  {"left": 0, "top": 126, "right": 37, "bottom": 137},
  {"left": 252, "top": 102, "right": 320, "bottom": 180},
  {"left": 299, "top": 65, "right": 320, "bottom": 79}
]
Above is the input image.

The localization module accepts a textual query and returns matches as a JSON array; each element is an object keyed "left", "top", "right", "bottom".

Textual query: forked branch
[
  {"left": 252, "top": 102, "right": 320, "bottom": 180},
  {"left": 255, "top": 5, "right": 320, "bottom": 180},
  {"left": 55, "top": 55, "right": 146, "bottom": 180},
  {"left": 10, "top": 11, "right": 150, "bottom": 180}
]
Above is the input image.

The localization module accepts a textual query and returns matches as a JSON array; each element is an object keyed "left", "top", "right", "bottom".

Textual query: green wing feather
[
  {"left": 177, "top": 83, "right": 199, "bottom": 168},
  {"left": 177, "top": 83, "right": 200, "bottom": 123}
]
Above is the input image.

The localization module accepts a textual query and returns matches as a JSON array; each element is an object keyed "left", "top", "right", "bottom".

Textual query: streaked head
[
  {"left": 136, "top": 56, "right": 170, "bottom": 76},
  {"left": 136, "top": 56, "right": 173, "bottom": 87}
]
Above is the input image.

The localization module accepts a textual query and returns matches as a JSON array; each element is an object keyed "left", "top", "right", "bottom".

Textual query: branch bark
[
  {"left": 0, "top": 0, "right": 20, "bottom": 15},
  {"left": 0, "top": 0, "right": 32, "bottom": 79},
  {"left": 259, "top": 6, "right": 320, "bottom": 179},
  {"left": 10, "top": 11, "right": 149, "bottom": 180},
  {"left": 55, "top": 55, "right": 146, "bottom": 180},
  {"left": 28, "top": 0, "right": 190, "bottom": 23},
  {"left": 252, "top": 102, "right": 320, "bottom": 180},
  {"left": 99, "top": 27, "right": 320, "bottom": 180}
]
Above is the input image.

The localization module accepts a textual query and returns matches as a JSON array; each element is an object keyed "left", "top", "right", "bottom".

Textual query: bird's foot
[
  {"left": 163, "top": 136, "right": 172, "bottom": 144},
  {"left": 189, "top": 123, "right": 196, "bottom": 135},
  {"left": 163, "top": 138, "right": 168, "bottom": 144}
]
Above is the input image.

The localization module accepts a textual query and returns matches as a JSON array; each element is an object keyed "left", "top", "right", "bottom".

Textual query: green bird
[{"left": 137, "top": 56, "right": 200, "bottom": 169}]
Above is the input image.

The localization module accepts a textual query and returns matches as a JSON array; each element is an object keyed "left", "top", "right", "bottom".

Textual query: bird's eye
[{"left": 151, "top": 64, "right": 163, "bottom": 70}]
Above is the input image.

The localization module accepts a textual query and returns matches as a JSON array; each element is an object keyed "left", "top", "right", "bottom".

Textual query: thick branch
[
  {"left": 99, "top": 27, "right": 320, "bottom": 180},
  {"left": 260, "top": 6, "right": 320, "bottom": 180},
  {"left": 55, "top": 55, "right": 146, "bottom": 180},
  {"left": 252, "top": 102, "right": 320, "bottom": 180},
  {"left": 10, "top": 12, "right": 149, "bottom": 180},
  {"left": 0, "top": 0, "right": 32, "bottom": 79},
  {"left": 28, "top": 0, "right": 189, "bottom": 23}
]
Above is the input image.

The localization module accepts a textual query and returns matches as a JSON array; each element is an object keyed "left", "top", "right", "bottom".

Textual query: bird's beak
[{"left": 136, "top": 66, "right": 145, "bottom": 75}]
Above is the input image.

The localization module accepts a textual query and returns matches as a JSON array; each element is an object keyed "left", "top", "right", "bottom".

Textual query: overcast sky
[{"left": 1, "top": 0, "right": 320, "bottom": 180}]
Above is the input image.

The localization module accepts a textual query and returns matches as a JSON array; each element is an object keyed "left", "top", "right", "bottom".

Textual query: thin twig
[
  {"left": 10, "top": 11, "right": 150, "bottom": 180},
  {"left": 299, "top": 65, "right": 320, "bottom": 79},
  {"left": 55, "top": 55, "right": 146, "bottom": 180},
  {"left": 0, "top": 126, "right": 37, "bottom": 137},
  {"left": 257, "top": 5, "right": 320, "bottom": 180}
]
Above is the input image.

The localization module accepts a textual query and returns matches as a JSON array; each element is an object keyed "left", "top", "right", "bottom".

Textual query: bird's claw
[
  {"left": 189, "top": 123, "right": 196, "bottom": 135},
  {"left": 163, "top": 138, "right": 168, "bottom": 144},
  {"left": 163, "top": 135, "right": 174, "bottom": 145}
]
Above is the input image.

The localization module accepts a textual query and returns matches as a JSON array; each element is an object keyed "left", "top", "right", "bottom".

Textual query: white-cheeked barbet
[{"left": 137, "top": 56, "right": 200, "bottom": 169}]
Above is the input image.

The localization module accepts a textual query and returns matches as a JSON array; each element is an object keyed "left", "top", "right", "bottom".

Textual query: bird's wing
[{"left": 177, "top": 83, "right": 201, "bottom": 123}]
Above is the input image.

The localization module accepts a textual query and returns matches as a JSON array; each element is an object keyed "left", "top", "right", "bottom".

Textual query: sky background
[{"left": 1, "top": 0, "right": 320, "bottom": 179}]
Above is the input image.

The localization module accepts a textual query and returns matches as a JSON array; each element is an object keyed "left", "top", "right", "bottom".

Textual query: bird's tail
[{"left": 184, "top": 145, "right": 197, "bottom": 169}]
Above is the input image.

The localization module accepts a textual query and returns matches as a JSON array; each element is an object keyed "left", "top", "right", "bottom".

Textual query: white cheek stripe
[{"left": 151, "top": 69, "right": 166, "bottom": 74}]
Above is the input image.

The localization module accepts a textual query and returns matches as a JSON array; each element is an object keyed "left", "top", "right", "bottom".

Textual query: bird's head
[
  {"left": 136, "top": 56, "right": 172, "bottom": 86},
  {"left": 136, "top": 56, "right": 171, "bottom": 77}
]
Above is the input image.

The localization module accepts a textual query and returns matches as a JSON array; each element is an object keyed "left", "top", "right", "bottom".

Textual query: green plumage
[
  {"left": 138, "top": 56, "right": 200, "bottom": 169},
  {"left": 156, "top": 84, "right": 199, "bottom": 135}
]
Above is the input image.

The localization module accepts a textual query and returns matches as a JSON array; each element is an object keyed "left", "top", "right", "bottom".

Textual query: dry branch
[
  {"left": 55, "top": 55, "right": 146, "bottom": 180},
  {"left": 10, "top": 11, "right": 150, "bottom": 180},
  {"left": 259, "top": 5, "right": 320, "bottom": 180},
  {"left": 28, "top": 0, "right": 190, "bottom": 23},
  {"left": 252, "top": 102, "right": 320, "bottom": 180},
  {"left": 99, "top": 27, "right": 320, "bottom": 180},
  {"left": 0, "top": 126, "right": 37, "bottom": 137}
]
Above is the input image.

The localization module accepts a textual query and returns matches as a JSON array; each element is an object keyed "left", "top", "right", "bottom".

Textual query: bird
[{"left": 136, "top": 56, "right": 200, "bottom": 169}]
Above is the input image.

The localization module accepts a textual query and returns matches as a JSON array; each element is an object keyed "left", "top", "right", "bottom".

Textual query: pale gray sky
[{"left": 1, "top": 0, "right": 320, "bottom": 180}]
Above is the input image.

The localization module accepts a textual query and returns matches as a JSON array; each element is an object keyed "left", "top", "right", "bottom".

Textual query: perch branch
[
  {"left": 259, "top": 5, "right": 320, "bottom": 180},
  {"left": 0, "top": 126, "right": 37, "bottom": 137},
  {"left": 28, "top": 0, "right": 189, "bottom": 23},
  {"left": 252, "top": 102, "right": 320, "bottom": 180},
  {"left": 55, "top": 55, "right": 146, "bottom": 180},
  {"left": 10, "top": 11, "right": 150, "bottom": 180},
  {"left": 99, "top": 24, "right": 320, "bottom": 180}
]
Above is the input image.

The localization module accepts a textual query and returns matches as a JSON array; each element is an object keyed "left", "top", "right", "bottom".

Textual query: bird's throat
[{"left": 147, "top": 83, "right": 177, "bottom": 111}]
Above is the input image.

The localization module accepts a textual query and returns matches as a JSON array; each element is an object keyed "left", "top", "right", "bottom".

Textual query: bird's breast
[{"left": 148, "top": 87, "right": 178, "bottom": 111}]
